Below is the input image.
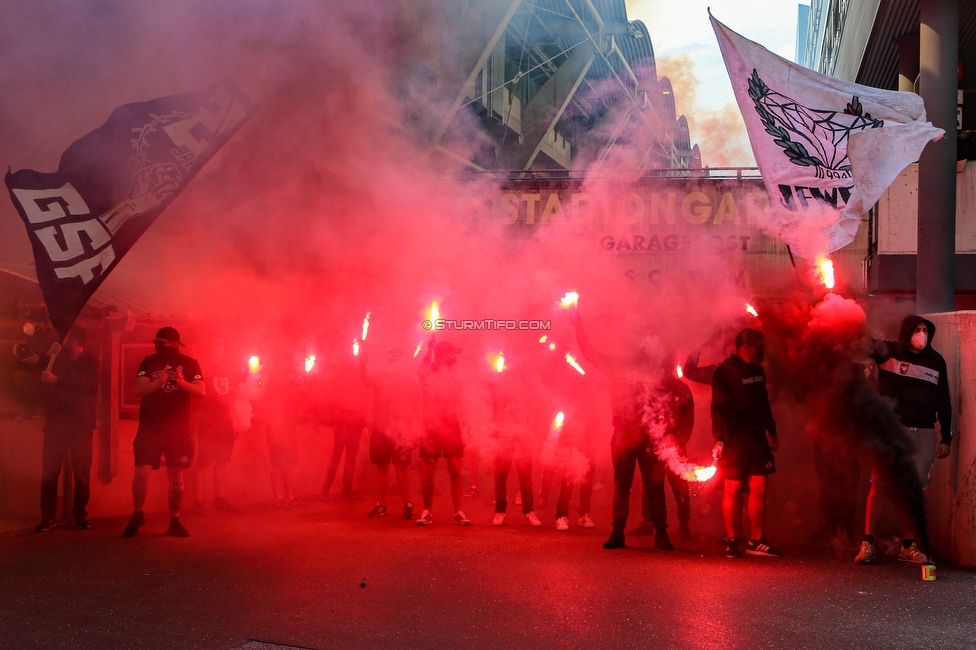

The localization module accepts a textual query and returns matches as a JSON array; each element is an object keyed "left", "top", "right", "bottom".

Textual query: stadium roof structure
[{"left": 406, "top": 0, "right": 701, "bottom": 174}]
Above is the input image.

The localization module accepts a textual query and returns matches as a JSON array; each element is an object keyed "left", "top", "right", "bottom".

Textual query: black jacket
[
  {"left": 710, "top": 353, "right": 776, "bottom": 441},
  {"left": 870, "top": 315, "right": 953, "bottom": 443},
  {"left": 42, "top": 350, "right": 100, "bottom": 435}
]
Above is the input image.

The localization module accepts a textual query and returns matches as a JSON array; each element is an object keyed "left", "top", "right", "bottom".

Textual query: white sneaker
[
  {"left": 898, "top": 541, "right": 928, "bottom": 564},
  {"left": 578, "top": 514, "right": 595, "bottom": 528},
  {"left": 525, "top": 511, "right": 543, "bottom": 527},
  {"left": 491, "top": 512, "right": 506, "bottom": 526},
  {"left": 454, "top": 511, "right": 471, "bottom": 526},
  {"left": 555, "top": 516, "right": 570, "bottom": 531}
]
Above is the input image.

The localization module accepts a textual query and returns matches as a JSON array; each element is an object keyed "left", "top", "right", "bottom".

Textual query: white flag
[{"left": 711, "top": 14, "right": 943, "bottom": 255}]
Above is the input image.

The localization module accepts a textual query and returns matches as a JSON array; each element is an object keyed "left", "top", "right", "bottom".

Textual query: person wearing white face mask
[
  {"left": 855, "top": 315, "right": 953, "bottom": 565},
  {"left": 11, "top": 311, "right": 58, "bottom": 421}
]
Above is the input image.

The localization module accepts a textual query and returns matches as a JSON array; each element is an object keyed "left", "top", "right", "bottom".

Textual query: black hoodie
[{"left": 870, "top": 315, "right": 953, "bottom": 444}]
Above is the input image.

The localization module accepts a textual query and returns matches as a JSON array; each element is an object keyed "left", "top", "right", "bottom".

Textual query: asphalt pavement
[{"left": 2, "top": 492, "right": 975, "bottom": 650}]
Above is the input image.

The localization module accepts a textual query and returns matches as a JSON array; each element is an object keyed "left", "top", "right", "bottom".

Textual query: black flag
[{"left": 5, "top": 78, "right": 259, "bottom": 338}]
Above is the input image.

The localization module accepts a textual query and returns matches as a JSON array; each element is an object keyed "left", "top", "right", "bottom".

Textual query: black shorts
[
  {"left": 134, "top": 431, "right": 194, "bottom": 470},
  {"left": 719, "top": 429, "right": 775, "bottom": 480},
  {"left": 369, "top": 431, "right": 413, "bottom": 466},
  {"left": 419, "top": 422, "right": 464, "bottom": 460}
]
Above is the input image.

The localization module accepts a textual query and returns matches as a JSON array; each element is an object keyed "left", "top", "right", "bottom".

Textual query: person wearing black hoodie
[
  {"left": 571, "top": 312, "right": 673, "bottom": 552},
  {"left": 854, "top": 315, "right": 952, "bottom": 565},
  {"left": 711, "top": 328, "right": 783, "bottom": 559}
]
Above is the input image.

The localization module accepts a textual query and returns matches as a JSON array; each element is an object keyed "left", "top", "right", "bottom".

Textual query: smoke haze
[{"left": 0, "top": 1, "right": 932, "bottom": 549}]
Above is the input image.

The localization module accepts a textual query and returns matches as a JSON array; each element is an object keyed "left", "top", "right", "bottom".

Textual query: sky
[{"left": 626, "top": 0, "right": 808, "bottom": 167}]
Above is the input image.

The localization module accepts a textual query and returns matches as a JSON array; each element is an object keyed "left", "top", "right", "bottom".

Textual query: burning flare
[
  {"left": 429, "top": 301, "right": 440, "bottom": 325},
  {"left": 552, "top": 411, "right": 565, "bottom": 429},
  {"left": 559, "top": 291, "right": 580, "bottom": 309},
  {"left": 745, "top": 303, "right": 759, "bottom": 318},
  {"left": 565, "top": 352, "right": 585, "bottom": 375},
  {"left": 692, "top": 465, "right": 717, "bottom": 482},
  {"left": 352, "top": 339, "right": 360, "bottom": 356},
  {"left": 675, "top": 362, "right": 683, "bottom": 379},
  {"left": 816, "top": 256, "right": 835, "bottom": 290},
  {"left": 539, "top": 335, "right": 548, "bottom": 343},
  {"left": 248, "top": 355, "right": 261, "bottom": 373},
  {"left": 413, "top": 341, "right": 423, "bottom": 358},
  {"left": 549, "top": 343, "right": 556, "bottom": 351},
  {"left": 305, "top": 354, "right": 316, "bottom": 373},
  {"left": 362, "top": 312, "right": 371, "bottom": 340},
  {"left": 492, "top": 351, "right": 505, "bottom": 373}
]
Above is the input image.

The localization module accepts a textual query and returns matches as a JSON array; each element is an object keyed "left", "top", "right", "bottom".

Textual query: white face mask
[
  {"left": 911, "top": 331, "right": 927, "bottom": 350},
  {"left": 22, "top": 322, "right": 35, "bottom": 337}
]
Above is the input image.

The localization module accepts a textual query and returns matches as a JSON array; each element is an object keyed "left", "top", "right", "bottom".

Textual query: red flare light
[
  {"left": 745, "top": 303, "right": 759, "bottom": 318},
  {"left": 362, "top": 312, "right": 371, "bottom": 340},
  {"left": 492, "top": 351, "right": 505, "bottom": 373},
  {"left": 816, "top": 256, "right": 835, "bottom": 290},
  {"left": 248, "top": 355, "right": 261, "bottom": 373},
  {"left": 682, "top": 464, "right": 717, "bottom": 482},
  {"left": 305, "top": 355, "right": 316, "bottom": 373},
  {"left": 413, "top": 341, "right": 423, "bottom": 358},
  {"left": 675, "top": 363, "right": 683, "bottom": 379},
  {"left": 559, "top": 291, "right": 579, "bottom": 309},
  {"left": 553, "top": 412, "right": 565, "bottom": 429},
  {"left": 565, "top": 353, "right": 585, "bottom": 375},
  {"left": 429, "top": 301, "right": 440, "bottom": 325},
  {"left": 693, "top": 465, "right": 717, "bottom": 481},
  {"left": 539, "top": 335, "right": 548, "bottom": 343},
  {"left": 549, "top": 343, "right": 556, "bottom": 351},
  {"left": 352, "top": 339, "right": 360, "bottom": 356}
]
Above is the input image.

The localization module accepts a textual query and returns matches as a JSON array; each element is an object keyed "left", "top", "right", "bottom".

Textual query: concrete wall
[
  {"left": 926, "top": 311, "right": 976, "bottom": 568},
  {"left": 876, "top": 162, "right": 976, "bottom": 254}
]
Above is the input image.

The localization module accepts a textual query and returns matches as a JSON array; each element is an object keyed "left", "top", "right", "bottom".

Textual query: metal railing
[{"left": 459, "top": 166, "right": 762, "bottom": 182}]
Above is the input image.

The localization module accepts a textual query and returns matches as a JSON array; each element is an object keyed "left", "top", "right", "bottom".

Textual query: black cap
[{"left": 153, "top": 326, "right": 185, "bottom": 347}]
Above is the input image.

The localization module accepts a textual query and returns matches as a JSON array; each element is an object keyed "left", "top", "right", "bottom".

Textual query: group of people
[{"left": 22, "top": 310, "right": 954, "bottom": 566}]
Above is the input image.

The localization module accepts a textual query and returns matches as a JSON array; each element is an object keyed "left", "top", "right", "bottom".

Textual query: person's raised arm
[
  {"left": 571, "top": 312, "right": 627, "bottom": 378},
  {"left": 683, "top": 346, "right": 717, "bottom": 385},
  {"left": 360, "top": 350, "right": 373, "bottom": 388}
]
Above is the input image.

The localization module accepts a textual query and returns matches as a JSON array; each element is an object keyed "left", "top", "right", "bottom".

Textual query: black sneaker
[
  {"left": 679, "top": 524, "right": 692, "bottom": 541},
  {"left": 603, "top": 529, "right": 625, "bottom": 549},
  {"left": 166, "top": 517, "right": 190, "bottom": 537},
  {"left": 725, "top": 537, "right": 742, "bottom": 558},
  {"left": 746, "top": 538, "right": 783, "bottom": 557},
  {"left": 73, "top": 518, "right": 90, "bottom": 530},
  {"left": 35, "top": 520, "right": 52, "bottom": 533},
  {"left": 402, "top": 503, "right": 415, "bottom": 520},
  {"left": 654, "top": 531, "right": 675, "bottom": 551},
  {"left": 343, "top": 491, "right": 362, "bottom": 501},
  {"left": 124, "top": 511, "right": 145, "bottom": 538},
  {"left": 628, "top": 521, "right": 655, "bottom": 537},
  {"left": 211, "top": 497, "right": 237, "bottom": 513},
  {"left": 463, "top": 486, "right": 479, "bottom": 498},
  {"left": 367, "top": 503, "right": 387, "bottom": 517}
]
